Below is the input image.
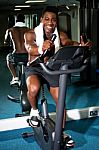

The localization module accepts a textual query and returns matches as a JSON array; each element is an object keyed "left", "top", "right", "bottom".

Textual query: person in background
[
  {"left": 4, "top": 14, "right": 30, "bottom": 85},
  {"left": 60, "top": 31, "right": 79, "bottom": 46},
  {"left": 24, "top": 6, "right": 92, "bottom": 148},
  {"left": 60, "top": 31, "right": 92, "bottom": 47}
]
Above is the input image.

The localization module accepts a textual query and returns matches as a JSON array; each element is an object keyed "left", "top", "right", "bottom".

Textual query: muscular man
[
  {"left": 24, "top": 6, "right": 75, "bottom": 147},
  {"left": 4, "top": 14, "right": 30, "bottom": 85},
  {"left": 24, "top": 6, "right": 92, "bottom": 147}
]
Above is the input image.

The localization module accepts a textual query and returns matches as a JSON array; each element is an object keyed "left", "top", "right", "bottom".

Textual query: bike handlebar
[
  {"left": 39, "top": 62, "right": 87, "bottom": 75},
  {"left": 29, "top": 45, "right": 90, "bottom": 75}
]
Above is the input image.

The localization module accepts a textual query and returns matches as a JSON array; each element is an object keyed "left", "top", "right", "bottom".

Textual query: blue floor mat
[{"left": 0, "top": 117, "right": 99, "bottom": 150}]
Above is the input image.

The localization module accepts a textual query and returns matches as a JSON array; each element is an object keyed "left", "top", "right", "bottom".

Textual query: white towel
[
  {"left": 34, "top": 23, "right": 60, "bottom": 53},
  {"left": 14, "top": 22, "right": 26, "bottom": 27}
]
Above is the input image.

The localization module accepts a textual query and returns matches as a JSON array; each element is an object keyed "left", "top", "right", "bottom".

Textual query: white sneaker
[
  {"left": 10, "top": 77, "right": 19, "bottom": 86},
  {"left": 52, "top": 131, "right": 74, "bottom": 148},
  {"left": 29, "top": 109, "right": 40, "bottom": 127}
]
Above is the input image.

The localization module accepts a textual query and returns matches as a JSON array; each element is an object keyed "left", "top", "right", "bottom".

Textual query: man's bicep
[
  {"left": 4, "top": 30, "right": 12, "bottom": 46},
  {"left": 24, "top": 31, "right": 39, "bottom": 55},
  {"left": 24, "top": 30, "right": 35, "bottom": 44}
]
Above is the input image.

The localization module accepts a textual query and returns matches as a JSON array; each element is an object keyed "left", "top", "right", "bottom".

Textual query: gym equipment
[
  {"left": 7, "top": 54, "right": 31, "bottom": 115},
  {"left": 22, "top": 45, "right": 90, "bottom": 150}
]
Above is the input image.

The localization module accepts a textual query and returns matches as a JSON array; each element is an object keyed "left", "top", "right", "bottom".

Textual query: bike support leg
[{"left": 54, "top": 64, "right": 68, "bottom": 150}]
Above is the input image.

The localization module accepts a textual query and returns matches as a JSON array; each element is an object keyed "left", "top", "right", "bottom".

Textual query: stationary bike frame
[
  {"left": 8, "top": 61, "right": 31, "bottom": 115},
  {"left": 17, "top": 62, "right": 31, "bottom": 114},
  {"left": 24, "top": 46, "right": 90, "bottom": 150},
  {"left": 39, "top": 63, "right": 87, "bottom": 150}
]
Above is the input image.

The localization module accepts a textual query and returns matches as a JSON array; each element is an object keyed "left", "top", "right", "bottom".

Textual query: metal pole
[{"left": 54, "top": 64, "right": 68, "bottom": 150}]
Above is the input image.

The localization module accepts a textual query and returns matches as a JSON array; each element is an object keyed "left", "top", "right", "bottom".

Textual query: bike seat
[{"left": 16, "top": 61, "right": 27, "bottom": 66}]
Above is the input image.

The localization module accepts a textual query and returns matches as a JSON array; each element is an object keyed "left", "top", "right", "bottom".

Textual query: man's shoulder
[
  {"left": 24, "top": 29, "right": 36, "bottom": 40},
  {"left": 6, "top": 27, "right": 15, "bottom": 33},
  {"left": 5, "top": 28, "right": 12, "bottom": 35},
  {"left": 6, "top": 27, "right": 12, "bottom": 32},
  {"left": 27, "top": 29, "right": 35, "bottom": 33},
  {"left": 25, "top": 29, "right": 35, "bottom": 35}
]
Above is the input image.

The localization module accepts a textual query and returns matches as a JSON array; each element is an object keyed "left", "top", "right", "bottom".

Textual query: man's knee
[{"left": 27, "top": 84, "right": 39, "bottom": 98}]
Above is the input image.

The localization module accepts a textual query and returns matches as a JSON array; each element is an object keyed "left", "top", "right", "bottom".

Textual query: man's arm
[
  {"left": 24, "top": 29, "right": 40, "bottom": 56},
  {"left": 60, "top": 31, "right": 93, "bottom": 48},
  {"left": 24, "top": 29, "right": 55, "bottom": 56},
  {"left": 4, "top": 29, "right": 12, "bottom": 47},
  {"left": 60, "top": 31, "right": 79, "bottom": 46}
]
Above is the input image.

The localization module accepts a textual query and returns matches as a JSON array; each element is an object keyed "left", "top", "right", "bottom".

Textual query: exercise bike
[
  {"left": 7, "top": 54, "right": 31, "bottom": 115},
  {"left": 22, "top": 44, "right": 90, "bottom": 150}
]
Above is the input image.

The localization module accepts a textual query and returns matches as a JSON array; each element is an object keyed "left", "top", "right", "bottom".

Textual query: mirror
[
  {"left": 0, "top": 13, "right": 38, "bottom": 120},
  {"left": 0, "top": 4, "right": 80, "bottom": 121}
]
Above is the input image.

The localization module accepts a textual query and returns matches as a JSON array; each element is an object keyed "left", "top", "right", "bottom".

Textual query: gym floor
[{"left": 0, "top": 50, "right": 99, "bottom": 150}]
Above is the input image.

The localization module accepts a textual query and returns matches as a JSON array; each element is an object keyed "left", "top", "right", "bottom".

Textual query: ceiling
[{"left": 0, "top": 0, "right": 80, "bottom": 12}]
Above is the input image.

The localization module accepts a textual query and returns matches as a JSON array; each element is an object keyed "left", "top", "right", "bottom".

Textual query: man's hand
[
  {"left": 84, "top": 41, "right": 93, "bottom": 48},
  {"left": 42, "top": 40, "right": 54, "bottom": 52},
  {"left": 80, "top": 34, "right": 93, "bottom": 48}
]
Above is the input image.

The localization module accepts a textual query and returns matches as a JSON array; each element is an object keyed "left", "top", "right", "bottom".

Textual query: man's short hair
[
  {"left": 16, "top": 14, "right": 25, "bottom": 22},
  {"left": 42, "top": 6, "right": 58, "bottom": 17}
]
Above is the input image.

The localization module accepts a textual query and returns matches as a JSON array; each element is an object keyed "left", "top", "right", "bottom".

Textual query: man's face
[{"left": 42, "top": 11, "right": 57, "bottom": 36}]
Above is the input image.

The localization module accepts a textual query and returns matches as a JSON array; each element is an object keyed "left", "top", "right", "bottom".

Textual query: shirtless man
[
  {"left": 4, "top": 14, "right": 30, "bottom": 85},
  {"left": 24, "top": 6, "right": 77, "bottom": 148},
  {"left": 24, "top": 6, "right": 92, "bottom": 147}
]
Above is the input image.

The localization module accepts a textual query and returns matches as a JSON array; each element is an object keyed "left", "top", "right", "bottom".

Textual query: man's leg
[
  {"left": 26, "top": 75, "right": 41, "bottom": 127},
  {"left": 6, "top": 53, "right": 19, "bottom": 85},
  {"left": 7, "top": 62, "right": 17, "bottom": 78}
]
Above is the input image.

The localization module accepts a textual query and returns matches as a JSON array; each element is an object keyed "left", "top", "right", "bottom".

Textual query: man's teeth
[{"left": 47, "top": 26, "right": 52, "bottom": 29}]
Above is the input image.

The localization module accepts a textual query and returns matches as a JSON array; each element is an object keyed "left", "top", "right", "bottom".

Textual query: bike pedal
[
  {"left": 27, "top": 118, "right": 40, "bottom": 128},
  {"left": 22, "top": 132, "right": 34, "bottom": 138},
  {"left": 27, "top": 118, "right": 31, "bottom": 126},
  {"left": 61, "top": 134, "right": 75, "bottom": 149}
]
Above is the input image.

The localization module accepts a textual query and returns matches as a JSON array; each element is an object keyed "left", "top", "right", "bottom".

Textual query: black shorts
[
  {"left": 6, "top": 53, "right": 28, "bottom": 65},
  {"left": 25, "top": 65, "right": 59, "bottom": 87}
]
